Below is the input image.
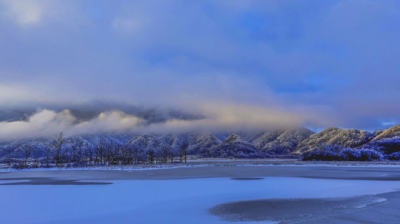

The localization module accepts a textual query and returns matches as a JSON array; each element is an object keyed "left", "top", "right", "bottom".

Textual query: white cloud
[
  {"left": 0, "top": 103, "right": 311, "bottom": 141},
  {"left": 0, "top": 84, "right": 52, "bottom": 104},
  {"left": 0, "top": 109, "right": 145, "bottom": 140},
  {"left": 0, "top": 0, "right": 85, "bottom": 26},
  {"left": 0, "top": 0, "right": 45, "bottom": 24}
]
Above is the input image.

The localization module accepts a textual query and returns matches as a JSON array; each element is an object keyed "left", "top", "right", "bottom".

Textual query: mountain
[
  {"left": 258, "top": 128, "right": 314, "bottom": 155},
  {"left": 252, "top": 130, "right": 285, "bottom": 149},
  {"left": 129, "top": 134, "right": 169, "bottom": 149},
  {"left": 207, "top": 134, "right": 260, "bottom": 158},
  {"left": 0, "top": 133, "right": 138, "bottom": 158},
  {"left": 188, "top": 133, "right": 221, "bottom": 155},
  {"left": 293, "top": 127, "right": 374, "bottom": 154},
  {"left": 237, "top": 131, "right": 266, "bottom": 143},
  {"left": 80, "top": 134, "right": 137, "bottom": 146},
  {"left": 358, "top": 125, "right": 400, "bottom": 154},
  {"left": 159, "top": 134, "right": 176, "bottom": 146},
  {"left": 4, "top": 125, "right": 400, "bottom": 159},
  {"left": 372, "top": 125, "right": 400, "bottom": 141}
]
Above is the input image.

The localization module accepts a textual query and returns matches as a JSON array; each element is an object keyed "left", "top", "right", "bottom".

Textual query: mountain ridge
[{"left": 2, "top": 125, "right": 400, "bottom": 159}]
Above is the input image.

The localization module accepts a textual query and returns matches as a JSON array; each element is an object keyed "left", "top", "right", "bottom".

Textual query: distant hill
[
  {"left": 258, "top": 128, "right": 314, "bottom": 155},
  {"left": 252, "top": 130, "right": 285, "bottom": 149},
  {"left": 207, "top": 134, "right": 260, "bottom": 158},
  {"left": 188, "top": 133, "right": 221, "bottom": 155},
  {"left": 2, "top": 124, "right": 400, "bottom": 159},
  {"left": 372, "top": 125, "right": 400, "bottom": 141},
  {"left": 293, "top": 127, "right": 374, "bottom": 154}
]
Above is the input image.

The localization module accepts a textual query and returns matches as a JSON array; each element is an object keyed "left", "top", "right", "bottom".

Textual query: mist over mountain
[
  {"left": 0, "top": 106, "right": 204, "bottom": 124},
  {"left": 1, "top": 115, "right": 400, "bottom": 159},
  {"left": 0, "top": 107, "right": 400, "bottom": 158}
]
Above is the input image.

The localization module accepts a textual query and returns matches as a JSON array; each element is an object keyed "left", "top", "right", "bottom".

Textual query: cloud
[
  {"left": 142, "top": 103, "right": 307, "bottom": 134},
  {"left": 0, "top": 0, "right": 44, "bottom": 24},
  {"left": 0, "top": 109, "right": 144, "bottom": 140},
  {"left": 1, "top": 0, "right": 400, "bottom": 133},
  {"left": 0, "top": 103, "right": 325, "bottom": 141},
  {"left": 0, "top": 84, "right": 55, "bottom": 106}
]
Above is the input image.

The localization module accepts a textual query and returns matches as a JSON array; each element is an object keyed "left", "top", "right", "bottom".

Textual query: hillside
[
  {"left": 3, "top": 125, "right": 400, "bottom": 159},
  {"left": 129, "top": 134, "right": 170, "bottom": 150},
  {"left": 372, "top": 125, "right": 400, "bottom": 141},
  {"left": 293, "top": 127, "right": 374, "bottom": 154},
  {"left": 260, "top": 128, "right": 314, "bottom": 155},
  {"left": 252, "top": 130, "right": 285, "bottom": 149},
  {"left": 207, "top": 134, "right": 260, "bottom": 158},
  {"left": 188, "top": 133, "right": 221, "bottom": 155}
]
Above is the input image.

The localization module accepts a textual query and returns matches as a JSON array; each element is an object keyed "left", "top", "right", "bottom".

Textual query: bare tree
[
  {"left": 104, "top": 142, "right": 119, "bottom": 165},
  {"left": 42, "top": 143, "right": 52, "bottom": 167},
  {"left": 49, "top": 132, "right": 69, "bottom": 167},
  {"left": 85, "top": 144, "right": 95, "bottom": 164},
  {"left": 159, "top": 143, "right": 173, "bottom": 163},
  {"left": 173, "top": 136, "right": 192, "bottom": 163},
  {"left": 95, "top": 139, "right": 107, "bottom": 165},
  {"left": 120, "top": 144, "right": 132, "bottom": 165},
  {"left": 69, "top": 137, "right": 84, "bottom": 166},
  {"left": 15, "top": 143, "right": 35, "bottom": 166},
  {"left": 132, "top": 144, "right": 145, "bottom": 165}
]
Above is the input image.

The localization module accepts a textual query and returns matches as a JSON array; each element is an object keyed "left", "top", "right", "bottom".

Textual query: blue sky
[{"left": 0, "top": 0, "right": 400, "bottom": 136}]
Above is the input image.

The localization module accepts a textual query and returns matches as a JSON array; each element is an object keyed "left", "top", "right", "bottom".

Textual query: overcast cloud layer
[{"left": 0, "top": 0, "right": 399, "bottom": 139}]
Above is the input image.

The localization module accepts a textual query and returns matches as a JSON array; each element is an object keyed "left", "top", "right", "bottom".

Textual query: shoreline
[
  {"left": 3, "top": 158, "right": 400, "bottom": 172},
  {"left": 2, "top": 163, "right": 400, "bottom": 183}
]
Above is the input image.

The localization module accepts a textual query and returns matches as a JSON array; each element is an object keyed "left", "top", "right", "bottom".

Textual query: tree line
[
  {"left": 10, "top": 132, "right": 192, "bottom": 168},
  {"left": 302, "top": 144, "right": 384, "bottom": 161}
]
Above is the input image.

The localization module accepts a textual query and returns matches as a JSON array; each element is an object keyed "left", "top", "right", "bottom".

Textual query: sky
[{"left": 0, "top": 0, "right": 400, "bottom": 139}]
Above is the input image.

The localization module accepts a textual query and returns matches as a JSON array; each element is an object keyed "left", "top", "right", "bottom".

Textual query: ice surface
[{"left": 1, "top": 177, "right": 400, "bottom": 224}]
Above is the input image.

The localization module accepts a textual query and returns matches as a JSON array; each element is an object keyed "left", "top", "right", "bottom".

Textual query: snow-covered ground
[
  {"left": 1, "top": 177, "right": 400, "bottom": 224},
  {"left": 3, "top": 160, "right": 400, "bottom": 173}
]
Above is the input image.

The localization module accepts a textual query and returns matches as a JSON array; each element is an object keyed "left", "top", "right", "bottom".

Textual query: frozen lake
[{"left": 2, "top": 171, "right": 400, "bottom": 223}]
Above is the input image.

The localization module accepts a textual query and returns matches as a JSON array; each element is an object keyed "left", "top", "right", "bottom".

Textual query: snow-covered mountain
[
  {"left": 372, "top": 125, "right": 400, "bottom": 141},
  {"left": 258, "top": 128, "right": 314, "bottom": 155},
  {"left": 252, "top": 130, "right": 285, "bottom": 149},
  {"left": 3, "top": 124, "right": 400, "bottom": 159},
  {"left": 236, "top": 131, "right": 265, "bottom": 143},
  {"left": 188, "top": 133, "right": 221, "bottom": 155},
  {"left": 293, "top": 127, "right": 374, "bottom": 154},
  {"left": 129, "top": 134, "right": 169, "bottom": 149},
  {"left": 207, "top": 134, "right": 260, "bottom": 158}
]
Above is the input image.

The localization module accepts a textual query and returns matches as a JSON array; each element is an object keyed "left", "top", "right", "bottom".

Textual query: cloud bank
[
  {"left": 0, "top": 104, "right": 311, "bottom": 141},
  {"left": 1, "top": 0, "right": 400, "bottom": 139}
]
